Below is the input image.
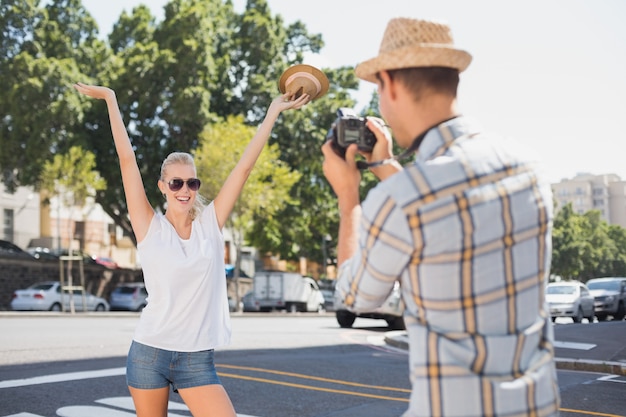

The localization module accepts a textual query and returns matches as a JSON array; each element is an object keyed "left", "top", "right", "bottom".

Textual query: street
[{"left": 0, "top": 313, "right": 625, "bottom": 417}]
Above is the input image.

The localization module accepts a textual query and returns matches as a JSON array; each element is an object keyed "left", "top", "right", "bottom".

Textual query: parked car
[
  {"left": 11, "top": 281, "right": 109, "bottom": 312},
  {"left": 546, "top": 281, "right": 595, "bottom": 323},
  {"left": 26, "top": 246, "right": 59, "bottom": 260},
  {"left": 334, "top": 281, "right": 405, "bottom": 330},
  {"left": 94, "top": 256, "right": 119, "bottom": 269},
  {"left": 242, "top": 291, "right": 260, "bottom": 312},
  {"left": 26, "top": 247, "right": 101, "bottom": 266},
  {"left": 109, "top": 283, "right": 148, "bottom": 311},
  {"left": 586, "top": 277, "right": 626, "bottom": 321},
  {"left": 0, "top": 239, "right": 35, "bottom": 259},
  {"left": 321, "top": 289, "right": 336, "bottom": 312}
]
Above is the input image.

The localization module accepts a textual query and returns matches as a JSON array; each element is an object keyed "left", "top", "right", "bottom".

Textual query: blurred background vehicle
[
  {"left": 94, "top": 256, "right": 119, "bottom": 269},
  {"left": 586, "top": 277, "right": 626, "bottom": 321},
  {"left": 26, "top": 246, "right": 58, "bottom": 260},
  {"left": 320, "top": 289, "right": 335, "bottom": 312},
  {"left": 11, "top": 281, "right": 109, "bottom": 312},
  {"left": 253, "top": 271, "right": 325, "bottom": 313},
  {"left": 0, "top": 239, "right": 35, "bottom": 259},
  {"left": 242, "top": 291, "right": 260, "bottom": 312},
  {"left": 109, "top": 282, "right": 148, "bottom": 311},
  {"left": 334, "top": 281, "right": 405, "bottom": 330},
  {"left": 26, "top": 247, "right": 102, "bottom": 267},
  {"left": 546, "top": 281, "right": 595, "bottom": 323}
]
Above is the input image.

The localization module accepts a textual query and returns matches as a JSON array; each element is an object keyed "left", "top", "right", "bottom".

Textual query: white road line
[
  {"left": 4, "top": 414, "right": 44, "bottom": 417},
  {"left": 1, "top": 373, "right": 261, "bottom": 417},
  {"left": 0, "top": 367, "right": 125, "bottom": 389},
  {"left": 598, "top": 375, "right": 626, "bottom": 384},
  {"left": 553, "top": 341, "right": 596, "bottom": 350}
]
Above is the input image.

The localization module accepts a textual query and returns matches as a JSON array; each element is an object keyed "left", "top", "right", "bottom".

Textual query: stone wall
[{"left": 0, "top": 256, "right": 142, "bottom": 310}]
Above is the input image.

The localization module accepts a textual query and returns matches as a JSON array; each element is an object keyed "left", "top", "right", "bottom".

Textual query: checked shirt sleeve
[{"left": 336, "top": 183, "right": 414, "bottom": 313}]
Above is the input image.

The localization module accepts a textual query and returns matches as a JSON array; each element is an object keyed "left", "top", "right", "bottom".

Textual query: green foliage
[
  {"left": 551, "top": 203, "right": 626, "bottom": 281},
  {"left": 40, "top": 145, "right": 106, "bottom": 207},
  {"left": 194, "top": 114, "right": 301, "bottom": 248}
]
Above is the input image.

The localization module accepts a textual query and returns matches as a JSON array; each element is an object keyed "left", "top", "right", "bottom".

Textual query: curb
[{"left": 384, "top": 332, "right": 626, "bottom": 377}]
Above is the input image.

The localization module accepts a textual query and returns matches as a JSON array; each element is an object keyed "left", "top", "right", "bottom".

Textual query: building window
[
  {"left": 3, "top": 208, "right": 14, "bottom": 242},
  {"left": 593, "top": 199, "right": 605, "bottom": 207}
]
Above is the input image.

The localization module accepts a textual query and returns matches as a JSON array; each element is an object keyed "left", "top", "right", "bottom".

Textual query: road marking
[
  {"left": 218, "top": 364, "right": 411, "bottom": 393},
  {"left": 553, "top": 341, "right": 596, "bottom": 350},
  {"left": 4, "top": 414, "right": 44, "bottom": 417},
  {"left": 219, "top": 372, "right": 410, "bottom": 402},
  {"left": 0, "top": 368, "right": 126, "bottom": 389},
  {"left": 2, "top": 397, "right": 258, "bottom": 417},
  {"left": 597, "top": 375, "right": 626, "bottom": 384}
]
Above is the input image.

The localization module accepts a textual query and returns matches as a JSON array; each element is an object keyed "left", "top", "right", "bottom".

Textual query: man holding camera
[{"left": 321, "top": 17, "right": 560, "bottom": 417}]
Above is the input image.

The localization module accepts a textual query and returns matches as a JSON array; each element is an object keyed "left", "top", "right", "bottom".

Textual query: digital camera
[{"left": 326, "top": 108, "right": 376, "bottom": 158}]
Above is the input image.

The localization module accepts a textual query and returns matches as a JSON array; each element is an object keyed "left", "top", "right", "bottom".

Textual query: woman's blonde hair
[{"left": 160, "top": 152, "right": 206, "bottom": 220}]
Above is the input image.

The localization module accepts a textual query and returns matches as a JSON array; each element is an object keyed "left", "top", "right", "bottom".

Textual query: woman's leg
[
  {"left": 178, "top": 384, "right": 236, "bottom": 417},
  {"left": 129, "top": 386, "right": 170, "bottom": 417}
]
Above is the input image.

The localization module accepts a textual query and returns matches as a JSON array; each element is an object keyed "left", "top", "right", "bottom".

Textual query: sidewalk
[{"left": 385, "top": 320, "right": 626, "bottom": 376}]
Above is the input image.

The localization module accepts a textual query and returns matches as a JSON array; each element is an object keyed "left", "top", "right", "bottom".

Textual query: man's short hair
[{"left": 380, "top": 67, "right": 460, "bottom": 101}]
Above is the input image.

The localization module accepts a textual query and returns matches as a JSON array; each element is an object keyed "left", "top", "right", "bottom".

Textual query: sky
[{"left": 77, "top": 0, "right": 626, "bottom": 185}]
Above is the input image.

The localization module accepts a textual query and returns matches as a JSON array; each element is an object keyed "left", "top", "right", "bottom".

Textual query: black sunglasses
[{"left": 166, "top": 178, "right": 201, "bottom": 192}]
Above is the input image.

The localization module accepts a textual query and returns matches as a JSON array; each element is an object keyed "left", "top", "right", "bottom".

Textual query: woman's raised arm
[
  {"left": 73, "top": 83, "right": 154, "bottom": 242},
  {"left": 213, "top": 92, "right": 309, "bottom": 229}
]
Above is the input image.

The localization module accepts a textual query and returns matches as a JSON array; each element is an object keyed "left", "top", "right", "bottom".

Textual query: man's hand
[
  {"left": 322, "top": 141, "right": 361, "bottom": 208},
  {"left": 363, "top": 117, "right": 394, "bottom": 163},
  {"left": 362, "top": 117, "right": 402, "bottom": 181}
]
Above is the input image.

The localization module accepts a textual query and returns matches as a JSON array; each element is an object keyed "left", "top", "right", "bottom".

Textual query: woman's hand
[
  {"left": 73, "top": 83, "right": 115, "bottom": 101},
  {"left": 267, "top": 92, "right": 310, "bottom": 117}
]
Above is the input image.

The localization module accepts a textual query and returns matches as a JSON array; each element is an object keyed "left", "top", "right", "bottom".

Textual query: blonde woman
[{"left": 74, "top": 82, "right": 308, "bottom": 417}]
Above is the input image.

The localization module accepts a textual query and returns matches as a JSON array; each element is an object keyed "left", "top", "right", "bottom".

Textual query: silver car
[
  {"left": 109, "top": 283, "right": 148, "bottom": 311},
  {"left": 546, "top": 281, "right": 595, "bottom": 323},
  {"left": 11, "top": 281, "right": 109, "bottom": 312},
  {"left": 586, "top": 277, "right": 626, "bottom": 321}
]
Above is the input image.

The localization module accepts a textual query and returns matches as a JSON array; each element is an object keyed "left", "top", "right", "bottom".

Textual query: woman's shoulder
[{"left": 137, "top": 212, "right": 165, "bottom": 247}]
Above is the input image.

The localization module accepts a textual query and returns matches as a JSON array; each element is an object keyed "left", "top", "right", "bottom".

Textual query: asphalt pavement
[{"left": 384, "top": 320, "right": 626, "bottom": 376}]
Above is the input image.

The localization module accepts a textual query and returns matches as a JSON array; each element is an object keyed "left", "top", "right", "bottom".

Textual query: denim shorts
[{"left": 126, "top": 341, "right": 221, "bottom": 392}]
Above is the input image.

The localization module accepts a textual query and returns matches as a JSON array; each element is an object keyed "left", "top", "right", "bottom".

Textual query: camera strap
[{"left": 357, "top": 115, "right": 460, "bottom": 171}]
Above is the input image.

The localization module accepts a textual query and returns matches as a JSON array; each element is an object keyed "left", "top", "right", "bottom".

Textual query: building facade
[
  {"left": 0, "top": 184, "right": 40, "bottom": 250},
  {"left": 552, "top": 173, "right": 626, "bottom": 228}
]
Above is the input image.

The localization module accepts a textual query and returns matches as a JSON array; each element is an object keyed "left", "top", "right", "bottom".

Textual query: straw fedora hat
[
  {"left": 278, "top": 64, "right": 329, "bottom": 100},
  {"left": 355, "top": 18, "right": 472, "bottom": 83}
]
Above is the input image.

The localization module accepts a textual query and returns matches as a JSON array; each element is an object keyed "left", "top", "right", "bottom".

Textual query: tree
[
  {"left": 39, "top": 145, "right": 106, "bottom": 312},
  {"left": 0, "top": 0, "right": 99, "bottom": 191},
  {"left": 551, "top": 203, "right": 587, "bottom": 280},
  {"left": 551, "top": 203, "right": 626, "bottom": 281},
  {"left": 40, "top": 146, "right": 106, "bottom": 252}
]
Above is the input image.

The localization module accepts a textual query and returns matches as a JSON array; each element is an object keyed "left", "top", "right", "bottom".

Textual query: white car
[
  {"left": 11, "top": 281, "right": 110, "bottom": 312},
  {"left": 546, "top": 281, "right": 595, "bottom": 323},
  {"left": 334, "top": 281, "right": 405, "bottom": 330}
]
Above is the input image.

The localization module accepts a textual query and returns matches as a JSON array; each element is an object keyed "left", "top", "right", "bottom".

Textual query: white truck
[{"left": 253, "top": 271, "right": 325, "bottom": 313}]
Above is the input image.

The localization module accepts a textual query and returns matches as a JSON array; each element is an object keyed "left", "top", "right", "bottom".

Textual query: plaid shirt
[{"left": 337, "top": 116, "right": 560, "bottom": 416}]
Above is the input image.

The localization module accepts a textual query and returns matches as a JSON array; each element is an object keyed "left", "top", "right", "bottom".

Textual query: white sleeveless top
[{"left": 134, "top": 202, "right": 231, "bottom": 351}]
